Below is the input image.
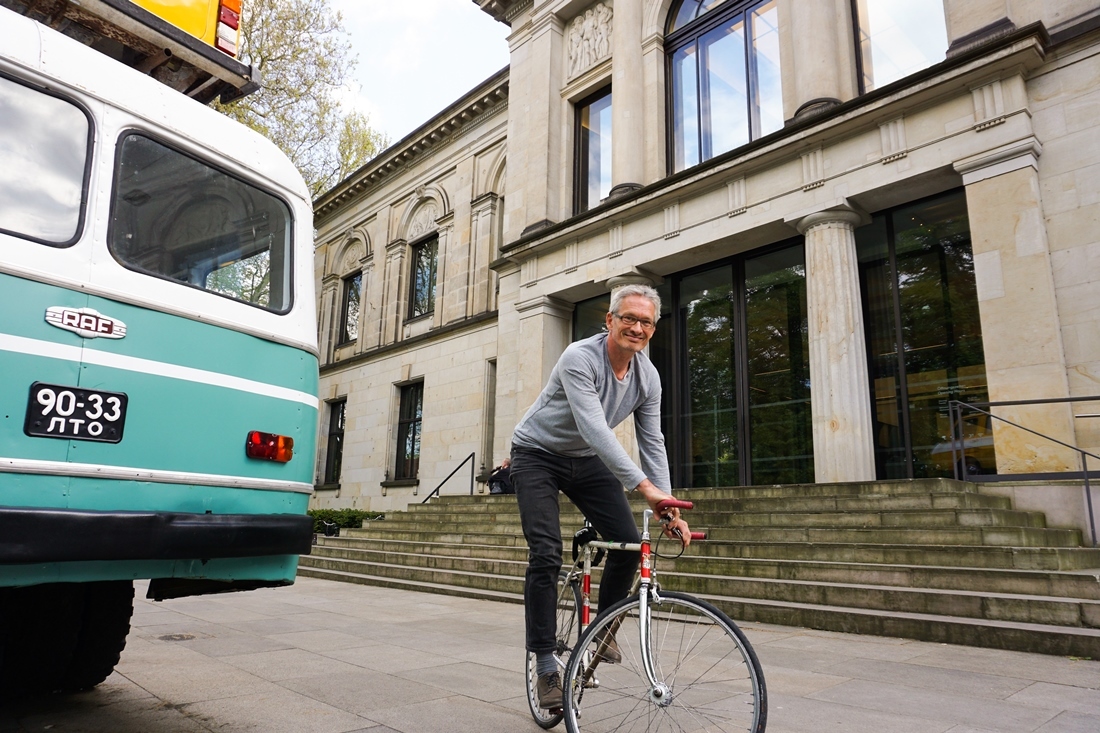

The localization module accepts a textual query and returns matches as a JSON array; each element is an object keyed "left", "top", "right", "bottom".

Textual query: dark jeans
[{"left": 510, "top": 446, "right": 641, "bottom": 654}]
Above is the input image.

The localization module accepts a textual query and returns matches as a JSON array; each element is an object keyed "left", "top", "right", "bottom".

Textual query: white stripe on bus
[
  {"left": 0, "top": 332, "right": 318, "bottom": 408},
  {"left": 1, "top": 456, "right": 314, "bottom": 494}
]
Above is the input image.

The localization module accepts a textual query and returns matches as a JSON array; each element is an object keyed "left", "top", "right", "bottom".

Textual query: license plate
[{"left": 23, "top": 382, "right": 128, "bottom": 443}]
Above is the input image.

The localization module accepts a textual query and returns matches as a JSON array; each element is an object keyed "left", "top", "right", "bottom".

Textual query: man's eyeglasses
[{"left": 614, "top": 313, "right": 656, "bottom": 330}]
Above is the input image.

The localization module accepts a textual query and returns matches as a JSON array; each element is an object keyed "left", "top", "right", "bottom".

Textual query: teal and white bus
[{"left": 0, "top": 4, "right": 318, "bottom": 694}]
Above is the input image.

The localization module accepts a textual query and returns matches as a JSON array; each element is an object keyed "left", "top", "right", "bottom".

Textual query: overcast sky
[{"left": 331, "top": 0, "right": 511, "bottom": 146}]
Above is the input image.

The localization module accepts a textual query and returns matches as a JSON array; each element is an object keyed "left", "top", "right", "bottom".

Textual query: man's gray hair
[{"left": 609, "top": 284, "right": 662, "bottom": 324}]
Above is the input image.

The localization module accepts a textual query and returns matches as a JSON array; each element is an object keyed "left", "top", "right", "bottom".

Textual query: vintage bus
[{"left": 0, "top": 3, "right": 318, "bottom": 694}]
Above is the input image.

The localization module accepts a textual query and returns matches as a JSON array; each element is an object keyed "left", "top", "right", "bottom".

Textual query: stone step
[
  {"left": 295, "top": 564, "right": 1100, "bottom": 658},
  {"left": 386, "top": 507, "right": 1047, "bottom": 529},
  {"left": 304, "top": 547, "right": 1100, "bottom": 626},
  {"left": 302, "top": 552, "right": 1100, "bottom": 631},
  {"left": 333, "top": 530, "right": 1100, "bottom": 569},
  {"left": 309, "top": 477, "right": 1100, "bottom": 656},
  {"left": 406, "top": 492, "right": 1013, "bottom": 514},
  {"left": 431, "top": 477, "right": 982, "bottom": 504},
  {"left": 311, "top": 539, "right": 1100, "bottom": 599},
  {"left": 347, "top": 523, "right": 1082, "bottom": 547}
]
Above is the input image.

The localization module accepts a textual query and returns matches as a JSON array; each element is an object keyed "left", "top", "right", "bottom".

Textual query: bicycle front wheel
[
  {"left": 527, "top": 567, "right": 584, "bottom": 728},
  {"left": 562, "top": 591, "right": 767, "bottom": 733}
]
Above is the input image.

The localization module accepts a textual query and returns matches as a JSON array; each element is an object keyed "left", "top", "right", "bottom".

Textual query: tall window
[
  {"left": 667, "top": 0, "right": 782, "bottom": 173},
  {"left": 323, "top": 399, "right": 346, "bottom": 486},
  {"left": 575, "top": 87, "right": 613, "bottom": 213},
  {"left": 340, "top": 272, "right": 361, "bottom": 344},
  {"left": 854, "top": 0, "right": 948, "bottom": 92},
  {"left": 409, "top": 236, "right": 437, "bottom": 319},
  {"left": 395, "top": 381, "right": 424, "bottom": 480},
  {"left": 857, "top": 190, "right": 988, "bottom": 479}
]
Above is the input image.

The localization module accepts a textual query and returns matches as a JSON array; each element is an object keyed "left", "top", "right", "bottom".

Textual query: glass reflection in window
[
  {"left": 576, "top": 87, "right": 613, "bottom": 213},
  {"left": 409, "top": 236, "right": 437, "bottom": 319},
  {"left": 668, "top": 0, "right": 782, "bottom": 173},
  {"left": 857, "top": 190, "right": 988, "bottom": 479},
  {"left": 341, "top": 272, "right": 362, "bottom": 343},
  {"left": 854, "top": 0, "right": 948, "bottom": 91},
  {"left": 0, "top": 74, "right": 90, "bottom": 245}
]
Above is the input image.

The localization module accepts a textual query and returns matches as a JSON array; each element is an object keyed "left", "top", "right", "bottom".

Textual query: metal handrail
[
  {"left": 421, "top": 451, "right": 476, "bottom": 503},
  {"left": 948, "top": 398, "right": 1100, "bottom": 546}
]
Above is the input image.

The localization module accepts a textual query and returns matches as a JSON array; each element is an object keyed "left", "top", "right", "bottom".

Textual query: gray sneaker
[{"left": 536, "top": 671, "right": 563, "bottom": 709}]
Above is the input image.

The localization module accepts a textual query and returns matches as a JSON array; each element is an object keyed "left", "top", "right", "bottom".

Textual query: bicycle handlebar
[{"left": 654, "top": 499, "right": 707, "bottom": 541}]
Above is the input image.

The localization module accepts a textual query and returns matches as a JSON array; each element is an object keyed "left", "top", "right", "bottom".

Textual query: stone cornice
[
  {"left": 320, "top": 311, "right": 499, "bottom": 374},
  {"left": 313, "top": 69, "right": 510, "bottom": 222},
  {"left": 474, "top": 0, "right": 531, "bottom": 25}
]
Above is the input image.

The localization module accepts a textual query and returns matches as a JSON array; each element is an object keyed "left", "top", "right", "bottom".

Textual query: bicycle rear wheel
[
  {"left": 527, "top": 567, "right": 584, "bottom": 728},
  {"left": 562, "top": 591, "right": 766, "bottom": 733}
]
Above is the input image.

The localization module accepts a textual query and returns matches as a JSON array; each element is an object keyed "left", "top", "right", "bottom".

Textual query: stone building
[{"left": 311, "top": 0, "right": 1100, "bottom": 537}]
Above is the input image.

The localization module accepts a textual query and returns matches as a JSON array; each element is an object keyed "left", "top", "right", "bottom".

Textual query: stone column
[
  {"left": 954, "top": 140, "right": 1077, "bottom": 473},
  {"left": 504, "top": 14, "right": 564, "bottom": 238},
  {"left": 470, "top": 192, "right": 500, "bottom": 316},
  {"left": 436, "top": 213, "right": 462, "bottom": 327},
  {"left": 610, "top": 0, "right": 643, "bottom": 197},
  {"left": 319, "top": 273, "right": 340, "bottom": 364},
  {"left": 791, "top": 204, "right": 876, "bottom": 483},
  {"left": 781, "top": 0, "right": 853, "bottom": 122},
  {"left": 380, "top": 239, "right": 407, "bottom": 346},
  {"left": 514, "top": 295, "right": 574, "bottom": 416}
]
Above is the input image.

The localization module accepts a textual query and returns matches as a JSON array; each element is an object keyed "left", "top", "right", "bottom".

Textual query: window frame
[
  {"left": 394, "top": 380, "right": 424, "bottom": 481},
  {"left": 107, "top": 129, "right": 295, "bottom": 314},
  {"left": 0, "top": 70, "right": 95, "bottom": 248},
  {"left": 322, "top": 398, "right": 347, "bottom": 487},
  {"left": 573, "top": 85, "right": 614, "bottom": 215},
  {"left": 407, "top": 234, "right": 438, "bottom": 321},
  {"left": 664, "top": 0, "right": 782, "bottom": 174},
  {"left": 339, "top": 271, "right": 362, "bottom": 345}
]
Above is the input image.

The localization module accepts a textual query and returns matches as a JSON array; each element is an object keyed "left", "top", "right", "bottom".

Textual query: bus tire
[
  {"left": 0, "top": 584, "right": 84, "bottom": 697},
  {"left": 61, "top": 581, "right": 134, "bottom": 691}
]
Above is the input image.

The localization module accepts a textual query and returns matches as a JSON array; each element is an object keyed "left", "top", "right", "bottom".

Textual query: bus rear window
[
  {"left": 109, "top": 133, "right": 292, "bottom": 312},
  {"left": 0, "top": 74, "right": 90, "bottom": 246}
]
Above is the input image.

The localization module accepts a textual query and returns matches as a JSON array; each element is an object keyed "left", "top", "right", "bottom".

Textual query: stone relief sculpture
[
  {"left": 568, "top": 2, "right": 613, "bottom": 78},
  {"left": 407, "top": 203, "right": 438, "bottom": 241}
]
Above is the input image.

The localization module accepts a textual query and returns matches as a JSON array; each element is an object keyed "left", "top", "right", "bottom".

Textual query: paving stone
[{"left": 7, "top": 577, "right": 1100, "bottom": 733}]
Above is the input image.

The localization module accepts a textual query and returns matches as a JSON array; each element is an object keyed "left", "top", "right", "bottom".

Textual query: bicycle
[{"left": 525, "top": 499, "right": 767, "bottom": 732}]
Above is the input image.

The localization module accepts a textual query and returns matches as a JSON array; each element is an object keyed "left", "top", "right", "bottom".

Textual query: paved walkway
[{"left": 1, "top": 576, "right": 1099, "bottom": 732}]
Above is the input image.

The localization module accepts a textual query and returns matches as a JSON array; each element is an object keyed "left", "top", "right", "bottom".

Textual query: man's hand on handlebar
[{"left": 634, "top": 479, "right": 692, "bottom": 547}]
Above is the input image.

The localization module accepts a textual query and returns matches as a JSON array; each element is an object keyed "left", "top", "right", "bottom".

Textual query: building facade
[{"left": 312, "top": 0, "right": 1100, "bottom": 532}]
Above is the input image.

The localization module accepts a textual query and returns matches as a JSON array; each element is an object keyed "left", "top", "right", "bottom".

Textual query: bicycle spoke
[{"left": 563, "top": 593, "right": 766, "bottom": 733}]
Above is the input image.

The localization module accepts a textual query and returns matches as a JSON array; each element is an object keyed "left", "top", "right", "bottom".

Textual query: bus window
[
  {"left": 0, "top": 74, "right": 91, "bottom": 246},
  {"left": 108, "top": 133, "right": 293, "bottom": 312}
]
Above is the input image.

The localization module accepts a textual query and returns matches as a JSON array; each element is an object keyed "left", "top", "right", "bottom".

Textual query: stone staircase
[{"left": 298, "top": 478, "right": 1100, "bottom": 656}]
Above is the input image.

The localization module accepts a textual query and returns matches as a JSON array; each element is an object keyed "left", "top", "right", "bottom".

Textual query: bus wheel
[
  {"left": 61, "top": 581, "right": 134, "bottom": 691},
  {"left": 0, "top": 584, "right": 84, "bottom": 697}
]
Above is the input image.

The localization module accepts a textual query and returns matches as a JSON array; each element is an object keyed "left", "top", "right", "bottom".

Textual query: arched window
[{"left": 666, "top": 0, "right": 782, "bottom": 173}]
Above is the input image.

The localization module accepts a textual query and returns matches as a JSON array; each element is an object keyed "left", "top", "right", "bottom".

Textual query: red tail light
[
  {"left": 215, "top": 0, "right": 242, "bottom": 56},
  {"left": 246, "top": 431, "right": 294, "bottom": 463}
]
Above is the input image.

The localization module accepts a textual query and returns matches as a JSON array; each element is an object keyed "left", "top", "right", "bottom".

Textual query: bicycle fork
[
  {"left": 578, "top": 510, "right": 671, "bottom": 705},
  {"left": 637, "top": 509, "right": 672, "bottom": 706}
]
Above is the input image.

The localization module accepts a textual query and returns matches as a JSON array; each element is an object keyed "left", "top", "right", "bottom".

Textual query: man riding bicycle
[{"left": 510, "top": 283, "right": 691, "bottom": 710}]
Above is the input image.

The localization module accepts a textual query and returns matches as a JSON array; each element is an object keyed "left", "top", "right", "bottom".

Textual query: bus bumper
[{"left": 0, "top": 506, "right": 314, "bottom": 564}]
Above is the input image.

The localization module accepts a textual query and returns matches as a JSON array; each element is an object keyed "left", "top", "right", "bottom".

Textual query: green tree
[{"left": 216, "top": 0, "right": 387, "bottom": 198}]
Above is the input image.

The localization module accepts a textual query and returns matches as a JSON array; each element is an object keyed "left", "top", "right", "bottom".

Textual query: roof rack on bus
[{"left": 0, "top": 0, "right": 259, "bottom": 104}]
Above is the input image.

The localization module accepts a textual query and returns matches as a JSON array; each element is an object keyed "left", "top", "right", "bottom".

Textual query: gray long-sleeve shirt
[{"left": 511, "top": 332, "right": 671, "bottom": 492}]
